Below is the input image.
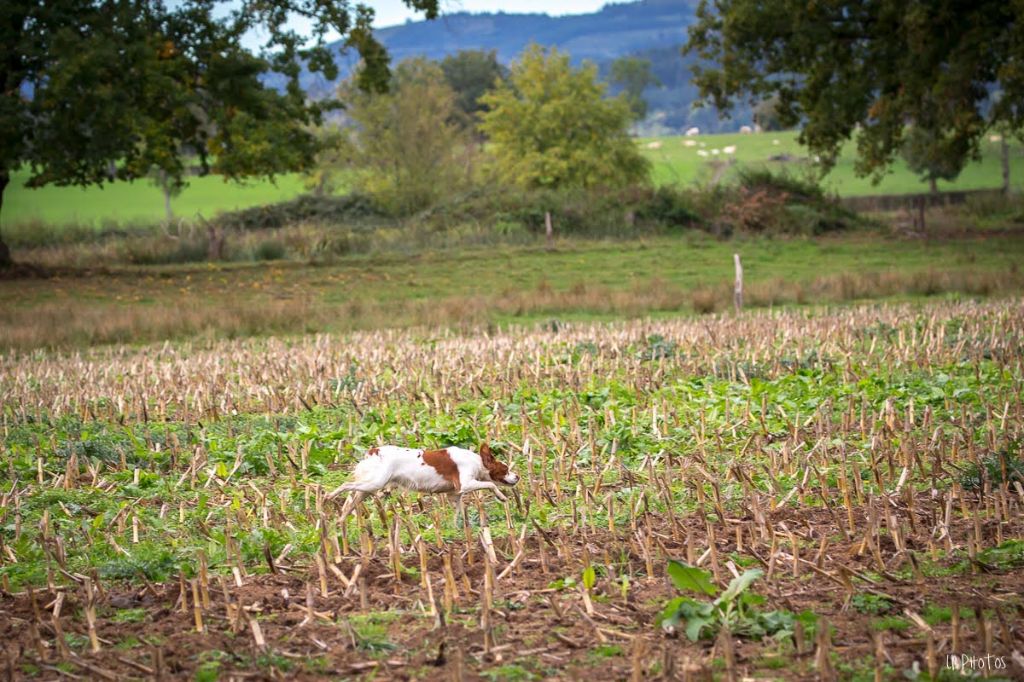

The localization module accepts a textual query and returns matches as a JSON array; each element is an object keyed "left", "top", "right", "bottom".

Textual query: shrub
[
  {"left": 214, "top": 193, "right": 381, "bottom": 232},
  {"left": 636, "top": 186, "right": 701, "bottom": 227},
  {"left": 737, "top": 166, "right": 825, "bottom": 202},
  {"left": 252, "top": 240, "right": 286, "bottom": 261}
]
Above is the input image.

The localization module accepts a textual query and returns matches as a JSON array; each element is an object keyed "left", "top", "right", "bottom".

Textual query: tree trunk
[
  {"left": 1001, "top": 138, "right": 1011, "bottom": 194},
  {"left": 0, "top": 170, "right": 11, "bottom": 268},
  {"left": 163, "top": 185, "right": 174, "bottom": 223},
  {"left": 206, "top": 224, "right": 225, "bottom": 261},
  {"left": 928, "top": 176, "right": 938, "bottom": 195},
  {"left": 159, "top": 170, "right": 174, "bottom": 223}
]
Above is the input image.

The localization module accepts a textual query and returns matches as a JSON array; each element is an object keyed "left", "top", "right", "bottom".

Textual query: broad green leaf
[
  {"left": 666, "top": 559, "right": 718, "bottom": 596},
  {"left": 685, "top": 615, "right": 713, "bottom": 641},
  {"left": 717, "top": 568, "right": 763, "bottom": 604},
  {"left": 582, "top": 566, "right": 596, "bottom": 591}
]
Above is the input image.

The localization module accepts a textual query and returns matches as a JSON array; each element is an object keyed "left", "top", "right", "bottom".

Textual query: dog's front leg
[
  {"left": 459, "top": 480, "right": 507, "bottom": 502},
  {"left": 450, "top": 493, "right": 467, "bottom": 529}
]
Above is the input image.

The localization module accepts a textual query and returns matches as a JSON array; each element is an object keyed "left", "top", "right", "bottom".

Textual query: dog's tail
[{"left": 336, "top": 456, "right": 390, "bottom": 493}]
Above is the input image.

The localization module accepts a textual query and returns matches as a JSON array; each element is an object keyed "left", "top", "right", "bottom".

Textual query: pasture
[
  {"left": 3, "top": 169, "right": 308, "bottom": 231},
  {"left": 1, "top": 299, "right": 1023, "bottom": 679},
  {"left": 5, "top": 132, "right": 1022, "bottom": 231},
  {"left": 3, "top": 232, "right": 1024, "bottom": 350},
  {"left": 644, "top": 131, "right": 1024, "bottom": 195}
]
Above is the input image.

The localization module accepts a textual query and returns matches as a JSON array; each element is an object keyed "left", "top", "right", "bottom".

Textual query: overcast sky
[
  {"left": 372, "top": 0, "right": 609, "bottom": 27},
  {"left": 227, "top": 1, "right": 613, "bottom": 50}
]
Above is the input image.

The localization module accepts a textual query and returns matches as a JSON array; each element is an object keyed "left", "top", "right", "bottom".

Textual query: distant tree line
[{"left": 316, "top": 45, "right": 650, "bottom": 216}]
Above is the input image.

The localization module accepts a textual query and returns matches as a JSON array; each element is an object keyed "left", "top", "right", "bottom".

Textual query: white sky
[
  {"left": 219, "top": 1, "right": 613, "bottom": 51},
  {"left": 373, "top": 0, "right": 609, "bottom": 27}
]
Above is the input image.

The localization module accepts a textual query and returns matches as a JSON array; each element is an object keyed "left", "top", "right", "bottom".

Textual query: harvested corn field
[{"left": 1, "top": 300, "right": 1023, "bottom": 680}]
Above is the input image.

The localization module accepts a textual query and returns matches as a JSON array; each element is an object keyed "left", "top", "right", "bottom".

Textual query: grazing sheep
[
  {"left": 697, "top": 149, "right": 709, "bottom": 157},
  {"left": 646, "top": 141, "right": 663, "bottom": 150},
  {"left": 723, "top": 145, "right": 737, "bottom": 154},
  {"left": 711, "top": 148, "right": 720, "bottom": 155},
  {"left": 740, "top": 125, "right": 753, "bottom": 134},
  {"left": 685, "top": 126, "right": 700, "bottom": 136},
  {"left": 683, "top": 139, "right": 697, "bottom": 147},
  {"left": 772, "top": 139, "right": 781, "bottom": 145}
]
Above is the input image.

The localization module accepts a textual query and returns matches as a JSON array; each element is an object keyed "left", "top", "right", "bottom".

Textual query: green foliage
[
  {"left": 441, "top": 49, "right": 508, "bottom": 126},
  {"left": 0, "top": 0, "right": 440, "bottom": 265},
  {"left": 348, "top": 611, "right": 400, "bottom": 653},
  {"left": 851, "top": 593, "right": 893, "bottom": 616},
  {"left": 481, "top": 664, "right": 538, "bottom": 681},
  {"left": 98, "top": 545, "right": 179, "bottom": 582},
  {"left": 343, "top": 58, "right": 476, "bottom": 215},
  {"left": 635, "top": 186, "right": 701, "bottom": 227},
  {"left": 666, "top": 560, "right": 717, "bottom": 596},
  {"left": 110, "top": 608, "right": 148, "bottom": 623},
  {"left": 252, "top": 240, "right": 286, "bottom": 262},
  {"left": 871, "top": 615, "right": 911, "bottom": 632},
  {"left": 478, "top": 45, "right": 650, "bottom": 190},
  {"left": 685, "top": 0, "right": 1024, "bottom": 181},
  {"left": 737, "top": 167, "right": 826, "bottom": 203},
  {"left": 709, "top": 167, "right": 862, "bottom": 236},
  {"left": 215, "top": 193, "right": 380, "bottom": 232},
  {"left": 752, "top": 95, "right": 787, "bottom": 132},
  {"left": 958, "top": 445, "right": 1024, "bottom": 491},
  {"left": 609, "top": 56, "right": 660, "bottom": 122},
  {"left": 977, "top": 539, "right": 1024, "bottom": 569},
  {"left": 582, "top": 565, "right": 597, "bottom": 591},
  {"left": 657, "top": 563, "right": 814, "bottom": 642},
  {"left": 901, "top": 126, "right": 973, "bottom": 191},
  {"left": 588, "top": 644, "right": 624, "bottom": 659},
  {"left": 302, "top": 126, "right": 355, "bottom": 197}
]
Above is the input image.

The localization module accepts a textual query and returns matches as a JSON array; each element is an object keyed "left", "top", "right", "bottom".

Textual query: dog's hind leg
[{"left": 336, "top": 490, "right": 368, "bottom": 526}]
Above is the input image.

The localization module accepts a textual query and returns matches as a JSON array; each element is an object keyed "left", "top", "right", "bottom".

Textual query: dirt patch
[{"left": 2, "top": 497, "right": 1021, "bottom": 680}]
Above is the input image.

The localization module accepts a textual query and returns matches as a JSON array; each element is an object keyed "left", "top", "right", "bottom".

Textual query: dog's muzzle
[{"left": 502, "top": 472, "right": 520, "bottom": 486}]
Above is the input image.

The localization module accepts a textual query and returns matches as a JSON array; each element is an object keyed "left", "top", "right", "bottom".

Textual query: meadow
[
  {"left": 643, "top": 131, "right": 1024, "bottom": 195},
  {"left": 1, "top": 299, "right": 1022, "bottom": 679},
  {"left": 3, "top": 232, "right": 1024, "bottom": 350},
  {"left": 5, "top": 132, "right": 1021, "bottom": 231}
]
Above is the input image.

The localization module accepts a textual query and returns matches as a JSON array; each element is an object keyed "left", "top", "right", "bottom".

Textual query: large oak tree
[
  {"left": 0, "top": 0, "right": 438, "bottom": 266},
  {"left": 684, "top": 0, "right": 1024, "bottom": 181}
]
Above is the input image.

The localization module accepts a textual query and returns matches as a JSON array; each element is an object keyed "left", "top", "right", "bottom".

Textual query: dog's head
[{"left": 479, "top": 443, "right": 519, "bottom": 486}]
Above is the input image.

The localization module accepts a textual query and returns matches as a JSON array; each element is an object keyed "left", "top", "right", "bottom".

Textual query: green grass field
[
  {"left": 5, "top": 131, "right": 1022, "bottom": 228},
  {"left": 3, "top": 231, "right": 1023, "bottom": 350},
  {"left": 4, "top": 168, "right": 308, "bottom": 227},
  {"left": 643, "top": 130, "right": 1024, "bottom": 195}
]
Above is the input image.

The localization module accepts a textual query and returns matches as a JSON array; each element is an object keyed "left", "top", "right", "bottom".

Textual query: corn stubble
[{"left": 1, "top": 299, "right": 1023, "bottom": 679}]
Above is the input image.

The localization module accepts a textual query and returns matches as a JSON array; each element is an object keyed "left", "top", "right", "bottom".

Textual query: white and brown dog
[{"left": 326, "top": 443, "right": 519, "bottom": 522}]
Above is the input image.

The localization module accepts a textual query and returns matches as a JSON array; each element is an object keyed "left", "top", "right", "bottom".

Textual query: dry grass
[
  {"left": 2, "top": 264, "right": 1021, "bottom": 351},
  {"left": 2, "top": 298, "right": 1019, "bottom": 422}
]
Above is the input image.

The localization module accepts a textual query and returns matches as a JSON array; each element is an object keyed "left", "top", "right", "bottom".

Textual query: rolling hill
[{"left": 279, "top": 0, "right": 742, "bottom": 133}]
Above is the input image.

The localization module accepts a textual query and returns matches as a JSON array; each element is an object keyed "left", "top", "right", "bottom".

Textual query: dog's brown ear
[{"left": 479, "top": 442, "right": 493, "bottom": 461}]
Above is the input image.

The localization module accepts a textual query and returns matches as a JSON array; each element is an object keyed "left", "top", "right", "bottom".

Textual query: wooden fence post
[
  {"left": 733, "top": 253, "right": 743, "bottom": 313},
  {"left": 545, "top": 211, "right": 553, "bottom": 250}
]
